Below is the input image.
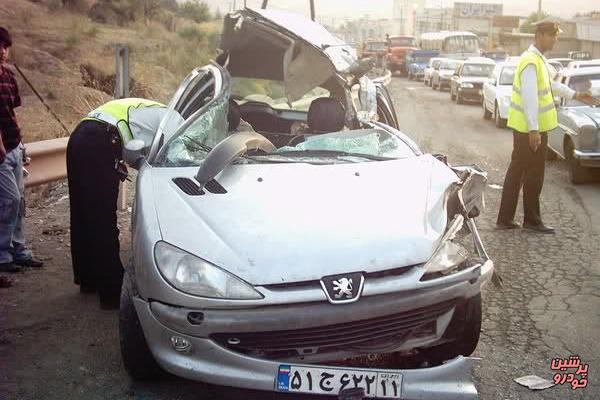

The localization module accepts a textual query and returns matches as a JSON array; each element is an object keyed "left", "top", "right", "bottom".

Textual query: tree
[
  {"left": 179, "top": 1, "right": 211, "bottom": 23},
  {"left": 519, "top": 11, "right": 549, "bottom": 34}
]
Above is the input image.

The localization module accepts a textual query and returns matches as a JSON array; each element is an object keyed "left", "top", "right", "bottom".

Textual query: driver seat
[{"left": 307, "top": 98, "right": 345, "bottom": 133}]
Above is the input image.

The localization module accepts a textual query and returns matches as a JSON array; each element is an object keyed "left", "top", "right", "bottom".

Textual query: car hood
[
  {"left": 220, "top": 8, "right": 358, "bottom": 103},
  {"left": 151, "top": 155, "right": 459, "bottom": 285},
  {"left": 581, "top": 107, "right": 600, "bottom": 128}
]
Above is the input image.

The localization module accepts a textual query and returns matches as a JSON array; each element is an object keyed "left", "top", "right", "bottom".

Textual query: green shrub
[
  {"left": 65, "top": 32, "right": 80, "bottom": 49},
  {"left": 178, "top": 25, "right": 206, "bottom": 41},
  {"left": 178, "top": 1, "right": 211, "bottom": 23},
  {"left": 84, "top": 25, "right": 100, "bottom": 38}
]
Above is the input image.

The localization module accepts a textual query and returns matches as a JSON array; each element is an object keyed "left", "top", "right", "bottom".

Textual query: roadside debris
[{"left": 514, "top": 375, "right": 555, "bottom": 390}]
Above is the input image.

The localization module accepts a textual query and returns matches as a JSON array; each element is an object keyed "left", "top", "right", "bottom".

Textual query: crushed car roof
[{"left": 220, "top": 8, "right": 359, "bottom": 102}]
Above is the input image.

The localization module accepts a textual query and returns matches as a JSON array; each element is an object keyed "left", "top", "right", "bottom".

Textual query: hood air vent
[
  {"left": 204, "top": 179, "right": 227, "bottom": 194},
  {"left": 172, "top": 178, "right": 228, "bottom": 196},
  {"left": 172, "top": 178, "right": 204, "bottom": 196}
]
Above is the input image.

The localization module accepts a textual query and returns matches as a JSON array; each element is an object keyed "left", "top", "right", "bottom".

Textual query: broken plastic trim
[
  {"left": 442, "top": 165, "right": 490, "bottom": 262},
  {"left": 195, "top": 132, "right": 276, "bottom": 190}
]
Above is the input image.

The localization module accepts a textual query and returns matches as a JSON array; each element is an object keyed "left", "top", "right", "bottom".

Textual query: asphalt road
[{"left": 1, "top": 76, "right": 599, "bottom": 400}]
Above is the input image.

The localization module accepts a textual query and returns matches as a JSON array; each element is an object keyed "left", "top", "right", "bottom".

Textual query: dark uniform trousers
[
  {"left": 497, "top": 131, "right": 548, "bottom": 225},
  {"left": 66, "top": 120, "right": 124, "bottom": 299}
]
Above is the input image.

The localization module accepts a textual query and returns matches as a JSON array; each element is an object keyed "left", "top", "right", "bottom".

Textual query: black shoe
[
  {"left": 0, "top": 262, "right": 23, "bottom": 273},
  {"left": 523, "top": 222, "right": 555, "bottom": 234},
  {"left": 14, "top": 258, "right": 44, "bottom": 268},
  {"left": 496, "top": 221, "right": 521, "bottom": 230}
]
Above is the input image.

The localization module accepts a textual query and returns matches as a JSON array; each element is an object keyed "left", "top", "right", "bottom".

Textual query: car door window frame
[{"left": 148, "top": 63, "right": 226, "bottom": 162}]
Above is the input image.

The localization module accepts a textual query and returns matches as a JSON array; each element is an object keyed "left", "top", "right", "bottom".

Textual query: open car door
[{"left": 148, "top": 63, "right": 229, "bottom": 161}]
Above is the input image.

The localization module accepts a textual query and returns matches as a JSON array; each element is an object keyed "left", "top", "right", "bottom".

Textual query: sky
[{"left": 202, "top": 0, "right": 599, "bottom": 21}]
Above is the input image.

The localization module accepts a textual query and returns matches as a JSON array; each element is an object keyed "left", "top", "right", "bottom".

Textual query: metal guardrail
[{"left": 24, "top": 137, "right": 69, "bottom": 188}]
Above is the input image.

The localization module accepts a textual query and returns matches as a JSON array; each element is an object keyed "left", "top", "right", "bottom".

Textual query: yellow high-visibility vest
[
  {"left": 507, "top": 51, "right": 558, "bottom": 133},
  {"left": 83, "top": 98, "right": 165, "bottom": 143}
]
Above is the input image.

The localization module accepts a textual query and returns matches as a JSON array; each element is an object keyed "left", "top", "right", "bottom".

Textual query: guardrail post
[{"left": 115, "top": 44, "right": 129, "bottom": 211}]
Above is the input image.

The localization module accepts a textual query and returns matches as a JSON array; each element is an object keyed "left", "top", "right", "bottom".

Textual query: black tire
[
  {"left": 483, "top": 101, "right": 492, "bottom": 120},
  {"left": 421, "top": 294, "right": 482, "bottom": 364},
  {"left": 120, "top": 272, "right": 164, "bottom": 380},
  {"left": 494, "top": 103, "right": 506, "bottom": 128},
  {"left": 565, "top": 139, "right": 592, "bottom": 184}
]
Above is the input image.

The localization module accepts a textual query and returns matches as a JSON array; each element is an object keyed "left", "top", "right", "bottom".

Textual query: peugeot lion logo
[
  {"left": 333, "top": 278, "right": 353, "bottom": 299},
  {"left": 320, "top": 272, "right": 365, "bottom": 304}
]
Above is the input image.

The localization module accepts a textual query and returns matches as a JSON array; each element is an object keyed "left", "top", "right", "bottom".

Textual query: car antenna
[{"left": 261, "top": 0, "right": 317, "bottom": 21}]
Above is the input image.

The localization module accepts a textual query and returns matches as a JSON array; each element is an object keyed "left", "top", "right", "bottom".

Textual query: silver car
[
  {"left": 549, "top": 66, "right": 600, "bottom": 184},
  {"left": 119, "top": 8, "right": 493, "bottom": 399}
]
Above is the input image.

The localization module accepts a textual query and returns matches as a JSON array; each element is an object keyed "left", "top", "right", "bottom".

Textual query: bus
[{"left": 418, "top": 31, "right": 480, "bottom": 60}]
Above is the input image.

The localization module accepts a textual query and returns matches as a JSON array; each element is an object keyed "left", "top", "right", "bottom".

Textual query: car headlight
[
  {"left": 579, "top": 124, "right": 598, "bottom": 150},
  {"left": 424, "top": 215, "right": 469, "bottom": 274},
  {"left": 154, "top": 241, "right": 263, "bottom": 299},
  {"left": 461, "top": 83, "right": 474, "bottom": 88}
]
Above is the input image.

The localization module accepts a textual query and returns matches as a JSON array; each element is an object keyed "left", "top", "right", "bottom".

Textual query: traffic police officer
[
  {"left": 496, "top": 18, "right": 600, "bottom": 234},
  {"left": 67, "top": 98, "right": 166, "bottom": 309}
]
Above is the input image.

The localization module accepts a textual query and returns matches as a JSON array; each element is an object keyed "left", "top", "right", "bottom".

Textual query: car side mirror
[{"left": 123, "top": 139, "right": 146, "bottom": 169}]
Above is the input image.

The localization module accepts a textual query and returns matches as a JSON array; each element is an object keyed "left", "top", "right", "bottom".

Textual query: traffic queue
[{"left": 360, "top": 33, "right": 600, "bottom": 185}]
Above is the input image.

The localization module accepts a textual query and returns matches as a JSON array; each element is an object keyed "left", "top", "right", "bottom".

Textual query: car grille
[{"left": 210, "top": 299, "right": 456, "bottom": 358}]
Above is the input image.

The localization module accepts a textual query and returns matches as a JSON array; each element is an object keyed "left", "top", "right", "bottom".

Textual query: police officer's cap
[{"left": 533, "top": 17, "right": 563, "bottom": 34}]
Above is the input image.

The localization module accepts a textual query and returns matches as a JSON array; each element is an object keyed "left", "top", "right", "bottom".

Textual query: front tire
[
  {"left": 494, "top": 103, "right": 507, "bottom": 128},
  {"left": 483, "top": 101, "right": 492, "bottom": 119},
  {"left": 120, "top": 272, "right": 164, "bottom": 380},
  {"left": 565, "top": 139, "right": 593, "bottom": 184}
]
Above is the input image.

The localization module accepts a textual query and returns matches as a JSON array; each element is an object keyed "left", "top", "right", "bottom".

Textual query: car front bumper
[
  {"left": 457, "top": 88, "right": 483, "bottom": 102},
  {"left": 135, "top": 297, "right": 480, "bottom": 399},
  {"left": 574, "top": 150, "right": 600, "bottom": 167},
  {"left": 133, "top": 260, "right": 492, "bottom": 396}
]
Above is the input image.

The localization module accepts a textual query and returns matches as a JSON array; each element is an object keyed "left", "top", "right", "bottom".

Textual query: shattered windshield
[
  {"left": 231, "top": 78, "right": 330, "bottom": 111},
  {"left": 159, "top": 127, "right": 416, "bottom": 167},
  {"left": 266, "top": 129, "right": 417, "bottom": 162},
  {"left": 157, "top": 95, "right": 229, "bottom": 167}
]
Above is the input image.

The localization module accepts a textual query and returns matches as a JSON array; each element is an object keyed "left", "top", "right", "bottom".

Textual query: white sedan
[{"left": 482, "top": 61, "right": 518, "bottom": 128}]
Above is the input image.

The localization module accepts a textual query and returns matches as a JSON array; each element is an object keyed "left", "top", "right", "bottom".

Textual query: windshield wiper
[{"left": 272, "top": 149, "right": 396, "bottom": 161}]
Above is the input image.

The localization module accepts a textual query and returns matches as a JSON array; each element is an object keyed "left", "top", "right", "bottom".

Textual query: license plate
[{"left": 277, "top": 365, "right": 402, "bottom": 398}]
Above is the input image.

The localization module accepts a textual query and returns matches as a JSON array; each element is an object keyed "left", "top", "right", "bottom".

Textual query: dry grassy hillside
[{"left": 0, "top": 0, "right": 220, "bottom": 142}]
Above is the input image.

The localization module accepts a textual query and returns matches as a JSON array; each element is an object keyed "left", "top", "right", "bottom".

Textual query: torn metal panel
[{"left": 220, "top": 8, "right": 359, "bottom": 103}]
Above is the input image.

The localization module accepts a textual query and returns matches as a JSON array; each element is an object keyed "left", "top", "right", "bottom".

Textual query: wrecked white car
[{"left": 119, "top": 8, "right": 492, "bottom": 399}]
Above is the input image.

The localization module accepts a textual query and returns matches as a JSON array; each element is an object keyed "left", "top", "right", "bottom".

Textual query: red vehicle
[
  {"left": 386, "top": 35, "right": 418, "bottom": 75},
  {"left": 361, "top": 39, "right": 387, "bottom": 68}
]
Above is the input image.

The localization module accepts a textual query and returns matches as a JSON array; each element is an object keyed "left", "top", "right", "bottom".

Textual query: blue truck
[{"left": 406, "top": 50, "right": 439, "bottom": 81}]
